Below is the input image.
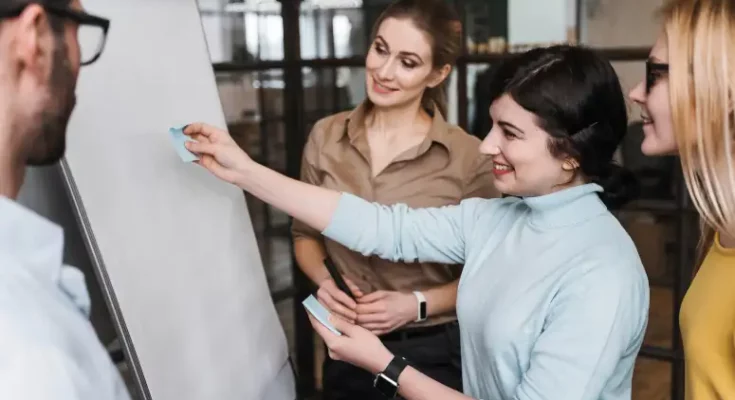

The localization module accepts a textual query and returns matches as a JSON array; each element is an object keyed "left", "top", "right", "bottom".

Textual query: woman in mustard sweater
[{"left": 628, "top": 0, "right": 735, "bottom": 398}]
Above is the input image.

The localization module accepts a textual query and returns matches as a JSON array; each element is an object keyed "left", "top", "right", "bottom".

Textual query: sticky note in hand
[
  {"left": 169, "top": 126, "right": 199, "bottom": 162},
  {"left": 303, "top": 295, "right": 342, "bottom": 336}
]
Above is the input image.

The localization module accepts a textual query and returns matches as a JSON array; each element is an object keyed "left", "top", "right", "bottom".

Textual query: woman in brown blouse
[{"left": 291, "top": 0, "right": 498, "bottom": 398}]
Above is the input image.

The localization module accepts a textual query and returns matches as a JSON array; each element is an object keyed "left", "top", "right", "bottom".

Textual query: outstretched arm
[{"left": 184, "top": 123, "right": 482, "bottom": 265}]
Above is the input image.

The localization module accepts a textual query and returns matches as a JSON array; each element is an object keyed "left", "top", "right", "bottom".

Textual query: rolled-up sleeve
[
  {"left": 322, "top": 193, "right": 488, "bottom": 265},
  {"left": 512, "top": 260, "right": 648, "bottom": 400},
  {"left": 291, "top": 125, "right": 324, "bottom": 241}
]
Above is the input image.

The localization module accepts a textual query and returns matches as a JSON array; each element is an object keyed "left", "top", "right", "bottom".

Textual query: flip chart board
[{"left": 19, "top": 0, "right": 295, "bottom": 399}]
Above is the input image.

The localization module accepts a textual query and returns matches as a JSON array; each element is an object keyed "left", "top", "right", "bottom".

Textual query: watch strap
[
  {"left": 413, "top": 291, "right": 427, "bottom": 322},
  {"left": 382, "top": 356, "right": 409, "bottom": 383},
  {"left": 374, "top": 356, "right": 409, "bottom": 398}
]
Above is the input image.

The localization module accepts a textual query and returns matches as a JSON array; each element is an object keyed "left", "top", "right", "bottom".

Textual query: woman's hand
[
  {"left": 317, "top": 277, "right": 364, "bottom": 324},
  {"left": 183, "top": 123, "right": 253, "bottom": 185},
  {"left": 308, "top": 313, "right": 394, "bottom": 375},
  {"left": 356, "top": 291, "right": 418, "bottom": 336}
]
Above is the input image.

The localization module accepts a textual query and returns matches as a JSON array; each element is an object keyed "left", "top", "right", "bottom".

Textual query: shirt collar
[
  {"left": 522, "top": 183, "right": 608, "bottom": 229},
  {"left": 0, "top": 197, "right": 91, "bottom": 315},
  {"left": 343, "top": 100, "right": 453, "bottom": 152},
  {"left": 0, "top": 196, "right": 64, "bottom": 281}
]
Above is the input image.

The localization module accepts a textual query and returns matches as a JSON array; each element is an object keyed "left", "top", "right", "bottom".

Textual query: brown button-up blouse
[{"left": 292, "top": 102, "right": 499, "bottom": 327}]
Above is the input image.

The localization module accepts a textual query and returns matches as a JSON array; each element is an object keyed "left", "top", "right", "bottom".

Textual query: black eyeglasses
[
  {"left": 0, "top": 3, "right": 110, "bottom": 66},
  {"left": 646, "top": 60, "right": 669, "bottom": 93}
]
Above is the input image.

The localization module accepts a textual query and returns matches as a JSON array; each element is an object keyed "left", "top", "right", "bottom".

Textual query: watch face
[
  {"left": 375, "top": 374, "right": 399, "bottom": 398},
  {"left": 419, "top": 301, "right": 427, "bottom": 319}
]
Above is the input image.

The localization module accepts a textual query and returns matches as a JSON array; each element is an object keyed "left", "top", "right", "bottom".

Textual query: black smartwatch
[{"left": 374, "top": 356, "right": 409, "bottom": 398}]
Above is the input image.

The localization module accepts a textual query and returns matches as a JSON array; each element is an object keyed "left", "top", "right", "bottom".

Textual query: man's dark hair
[
  {"left": 7, "top": 0, "right": 72, "bottom": 8},
  {"left": 5, "top": 0, "right": 73, "bottom": 34}
]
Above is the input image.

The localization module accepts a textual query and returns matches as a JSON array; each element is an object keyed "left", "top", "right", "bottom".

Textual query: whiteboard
[{"left": 52, "top": 0, "right": 294, "bottom": 399}]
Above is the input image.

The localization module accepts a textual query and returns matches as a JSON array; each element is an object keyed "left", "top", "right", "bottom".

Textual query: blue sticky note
[
  {"left": 303, "top": 295, "right": 342, "bottom": 336},
  {"left": 169, "top": 126, "right": 199, "bottom": 162}
]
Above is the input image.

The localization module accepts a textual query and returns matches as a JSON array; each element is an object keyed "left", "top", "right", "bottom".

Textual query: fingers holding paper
[
  {"left": 308, "top": 313, "right": 394, "bottom": 375},
  {"left": 183, "top": 121, "right": 341, "bottom": 235},
  {"left": 182, "top": 123, "right": 252, "bottom": 185},
  {"left": 183, "top": 122, "right": 220, "bottom": 138}
]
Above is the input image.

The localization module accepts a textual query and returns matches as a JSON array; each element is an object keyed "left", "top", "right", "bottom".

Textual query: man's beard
[{"left": 26, "top": 41, "right": 77, "bottom": 166}]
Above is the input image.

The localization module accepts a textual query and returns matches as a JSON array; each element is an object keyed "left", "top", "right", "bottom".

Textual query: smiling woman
[
  {"left": 627, "top": 1, "right": 735, "bottom": 398},
  {"left": 363, "top": 0, "right": 461, "bottom": 118},
  {"left": 287, "top": 0, "right": 500, "bottom": 399},
  {"left": 481, "top": 46, "right": 639, "bottom": 208}
]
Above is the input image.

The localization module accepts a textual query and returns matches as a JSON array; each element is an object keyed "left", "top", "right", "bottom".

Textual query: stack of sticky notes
[{"left": 303, "top": 295, "right": 342, "bottom": 336}]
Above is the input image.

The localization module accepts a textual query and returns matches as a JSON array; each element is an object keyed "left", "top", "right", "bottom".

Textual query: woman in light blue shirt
[{"left": 183, "top": 45, "right": 650, "bottom": 400}]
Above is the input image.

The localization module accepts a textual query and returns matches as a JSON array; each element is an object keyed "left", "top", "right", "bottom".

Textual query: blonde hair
[{"left": 662, "top": 0, "right": 735, "bottom": 264}]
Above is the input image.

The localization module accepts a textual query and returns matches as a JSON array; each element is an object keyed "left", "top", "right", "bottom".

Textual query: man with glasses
[{"left": 0, "top": 1, "right": 128, "bottom": 399}]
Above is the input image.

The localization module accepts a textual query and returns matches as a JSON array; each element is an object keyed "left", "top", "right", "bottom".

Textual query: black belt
[{"left": 379, "top": 321, "right": 458, "bottom": 342}]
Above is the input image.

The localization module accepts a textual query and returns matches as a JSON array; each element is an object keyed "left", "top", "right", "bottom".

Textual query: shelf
[
  {"left": 212, "top": 46, "right": 652, "bottom": 72},
  {"left": 639, "top": 345, "right": 682, "bottom": 362},
  {"left": 619, "top": 198, "right": 699, "bottom": 215}
]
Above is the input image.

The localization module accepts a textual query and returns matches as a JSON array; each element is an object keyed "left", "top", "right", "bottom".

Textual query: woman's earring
[{"left": 562, "top": 159, "right": 579, "bottom": 171}]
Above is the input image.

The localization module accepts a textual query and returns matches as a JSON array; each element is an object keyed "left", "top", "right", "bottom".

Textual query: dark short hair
[
  {"left": 5, "top": 0, "right": 72, "bottom": 8},
  {"left": 488, "top": 45, "right": 639, "bottom": 209},
  {"left": 3, "top": 0, "right": 73, "bottom": 33}
]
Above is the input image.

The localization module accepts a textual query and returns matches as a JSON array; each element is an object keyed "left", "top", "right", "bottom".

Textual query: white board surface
[{"left": 55, "top": 0, "right": 294, "bottom": 399}]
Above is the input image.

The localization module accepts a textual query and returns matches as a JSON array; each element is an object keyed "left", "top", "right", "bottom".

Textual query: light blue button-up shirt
[
  {"left": 0, "top": 197, "right": 130, "bottom": 400},
  {"left": 323, "top": 183, "right": 650, "bottom": 400}
]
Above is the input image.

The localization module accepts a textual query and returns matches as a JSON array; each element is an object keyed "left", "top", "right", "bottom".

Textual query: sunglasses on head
[{"left": 646, "top": 60, "right": 669, "bottom": 93}]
